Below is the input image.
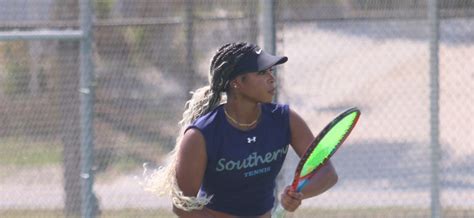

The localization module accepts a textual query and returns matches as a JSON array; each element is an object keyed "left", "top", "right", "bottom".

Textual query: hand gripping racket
[{"left": 274, "top": 107, "right": 361, "bottom": 218}]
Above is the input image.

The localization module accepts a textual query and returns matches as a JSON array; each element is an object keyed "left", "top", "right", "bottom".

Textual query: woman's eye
[{"left": 257, "top": 69, "right": 274, "bottom": 75}]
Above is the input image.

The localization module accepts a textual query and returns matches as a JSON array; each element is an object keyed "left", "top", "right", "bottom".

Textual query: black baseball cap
[{"left": 229, "top": 44, "right": 288, "bottom": 80}]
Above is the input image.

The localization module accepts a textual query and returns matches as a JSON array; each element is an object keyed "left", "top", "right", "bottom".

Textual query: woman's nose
[{"left": 267, "top": 71, "right": 275, "bottom": 82}]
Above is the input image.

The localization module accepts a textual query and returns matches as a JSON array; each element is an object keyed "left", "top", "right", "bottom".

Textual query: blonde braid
[
  {"left": 179, "top": 86, "right": 222, "bottom": 128},
  {"left": 142, "top": 87, "right": 221, "bottom": 211}
]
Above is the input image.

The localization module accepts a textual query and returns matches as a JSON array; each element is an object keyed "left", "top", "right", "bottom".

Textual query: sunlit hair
[{"left": 142, "top": 42, "right": 255, "bottom": 211}]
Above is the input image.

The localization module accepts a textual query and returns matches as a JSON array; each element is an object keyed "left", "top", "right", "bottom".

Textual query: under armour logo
[
  {"left": 247, "top": 136, "right": 257, "bottom": 144},
  {"left": 255, "top": 48, "right": 262, "bottom": 54}
]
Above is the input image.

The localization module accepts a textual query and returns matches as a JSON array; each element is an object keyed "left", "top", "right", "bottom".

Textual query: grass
[
  {"left": 0, "top": 137, "right": 61, "bottom": 166},
  {"left": 0, "top": 136, "right": 154, "bottom": 172},
  {"left": 1, "top": 208, "right": 473, "bottom": 218},
  {"left": 0, "top": 209, "right": 174, "bottom": 218},
  {"left": 291, "top": 207, "right": 474, "bottom": 218}
]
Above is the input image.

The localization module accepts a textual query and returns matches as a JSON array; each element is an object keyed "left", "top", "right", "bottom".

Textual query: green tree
[{"left": 1, "top": 42, "right": 31, "bottom": 97}]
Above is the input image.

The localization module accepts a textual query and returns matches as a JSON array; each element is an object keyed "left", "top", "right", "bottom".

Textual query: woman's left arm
[{"left": 288, "top": 108, "right": 338, "bottom": 199}]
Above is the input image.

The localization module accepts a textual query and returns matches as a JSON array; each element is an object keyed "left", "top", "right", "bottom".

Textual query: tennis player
[{"left": 144, "top": 42, "right": 338, "bottom": 217}]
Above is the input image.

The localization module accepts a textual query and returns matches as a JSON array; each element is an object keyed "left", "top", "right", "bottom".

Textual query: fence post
[
  {"left": 260, "top": 0, "right": 277, "bottom": 101},
  {"left": 79, "top": 0, "right": 96, "bottom": 217},
  {"left": 185, "top": 0, "right": 195, "bottom": 93},
  {"left": 428, "top": 0, "right": 441, "bottom": 217}
]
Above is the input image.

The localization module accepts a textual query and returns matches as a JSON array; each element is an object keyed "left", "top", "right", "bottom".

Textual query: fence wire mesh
[{"left": 0, "top": 0, "right": 472, "bottom": 217}]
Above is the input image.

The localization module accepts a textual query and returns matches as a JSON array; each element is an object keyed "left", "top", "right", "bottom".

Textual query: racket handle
[
  {"left": 292, "top": 179, "right": 309, "bottom": 192},
  {"left": 296, "top": 179, "right": 309, "bottom": 192},
  {"left": 273, "top": 204, "right": 286, "bottom": 218}
]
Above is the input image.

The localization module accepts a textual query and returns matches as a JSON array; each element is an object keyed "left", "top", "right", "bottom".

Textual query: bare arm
[
  {"left": 288, "top": 109, "right": 338, "bottom": 199},
  {"left": 173, "top": 128, "right": 215, "bottom": 218}
]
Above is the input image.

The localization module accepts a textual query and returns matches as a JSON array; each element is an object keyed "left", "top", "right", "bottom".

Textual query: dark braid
[{"left": 209, "top": 42, "right": 255, "bottom": 93}]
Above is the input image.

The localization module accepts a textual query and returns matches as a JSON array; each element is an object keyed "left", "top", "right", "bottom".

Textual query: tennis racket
[
  {"left": 291, "top": 107, "right": 360, "bottom": 192},
  {"left": 274, "top": 107, "right": 360, "bottom": 218}
]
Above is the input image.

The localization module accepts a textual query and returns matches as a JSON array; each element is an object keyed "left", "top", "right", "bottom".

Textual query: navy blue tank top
[{"left": 187, "top": 103, "right": 291, "bottom": 216}]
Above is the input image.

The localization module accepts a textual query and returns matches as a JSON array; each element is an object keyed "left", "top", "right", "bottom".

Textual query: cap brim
[
  {"left": 229, "top": 46, "right": 289, "bottom": 80},
  {"left": 256, "top": 51, "right": 288, "bottom": 71}
]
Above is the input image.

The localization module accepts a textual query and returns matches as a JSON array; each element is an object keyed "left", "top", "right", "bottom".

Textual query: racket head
[{"left": 291, "top": 107, "right": 361, "bottom": 191}]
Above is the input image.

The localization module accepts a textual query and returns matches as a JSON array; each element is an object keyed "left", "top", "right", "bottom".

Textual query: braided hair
[
  {"left": 142, "top": 42, "right": 255, "bottom": 211},
  {"left": 180, "top": 42, "right": 254, "bottom": 127}
]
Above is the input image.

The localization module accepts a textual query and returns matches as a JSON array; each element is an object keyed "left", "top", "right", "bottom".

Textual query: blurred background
[{"left": 0, "top": 0, "right": 472, "bottom": 217}]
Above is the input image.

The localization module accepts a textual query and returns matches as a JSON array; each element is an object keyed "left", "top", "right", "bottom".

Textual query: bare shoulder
[
  {"left": 178, "top": 128, "right": 206, "bottom": 156},
  {"left": 177, "top": 128, "right": 207, "bottom": 168},
  {"left": 288, "top": 108, "right": 314, "bottom": 157},
  {"left": 288, "top": 108, "right": 306, "bottom": 128}
]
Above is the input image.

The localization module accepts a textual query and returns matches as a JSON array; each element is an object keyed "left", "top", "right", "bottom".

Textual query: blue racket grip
[{"left": 296, "top": 179, "right": 309, "bottom": 192}]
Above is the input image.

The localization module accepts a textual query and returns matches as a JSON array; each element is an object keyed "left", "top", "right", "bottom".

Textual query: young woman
[{"left": 144, "top": 42, "right": 338, "bottom": 217}]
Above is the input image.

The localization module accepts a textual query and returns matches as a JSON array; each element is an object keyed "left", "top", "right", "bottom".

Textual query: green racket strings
[{"left": 300, "top": 112, "right": 358, "bottom": 177}]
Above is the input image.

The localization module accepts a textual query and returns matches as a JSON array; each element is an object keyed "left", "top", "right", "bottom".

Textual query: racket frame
[{"left": 290, "top": 107, "right": 361, "bottom": 191}]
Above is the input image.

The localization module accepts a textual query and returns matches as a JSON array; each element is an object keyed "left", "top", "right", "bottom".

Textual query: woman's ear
[{"left": 230, "top": 80, "right": 239, "bottom": 89}]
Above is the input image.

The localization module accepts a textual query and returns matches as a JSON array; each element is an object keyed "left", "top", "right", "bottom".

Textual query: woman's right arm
[{"left": 173, "top": 128, "right": 214, "bottom": 218}]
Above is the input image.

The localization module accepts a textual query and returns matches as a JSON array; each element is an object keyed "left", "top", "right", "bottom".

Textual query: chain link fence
[
  {"left": 0, "top": 0, "right": 472, "bottom": 217},
  {"left": 278, "top": 1, "right": 474, "bottom": 217}
]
